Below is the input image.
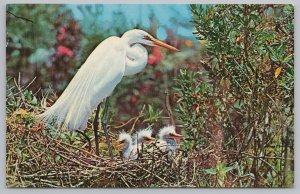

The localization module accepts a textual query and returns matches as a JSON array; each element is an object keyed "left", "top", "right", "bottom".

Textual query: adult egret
[
  {"left": 157, "top": 125, "right": 182, "bottom": 155},
  {"left": 40, "top": 29, "right": 179, "bottom": 159}
]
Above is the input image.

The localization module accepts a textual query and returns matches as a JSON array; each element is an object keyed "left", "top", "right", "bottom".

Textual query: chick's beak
[
  {"left": 165, "top": 132, "right": 183, "bottom": 140},
  {"left": 148, "top": 136, "right": 156, "bottom": 141},
  {"left": 150, "top": 37, "right": 180, "bottom": 51},
  {"left": 144, "top": 136, "right": 156, "bottom": 143},
  {"left": 116, "top": 142, "right": 125, "bottom": 151}
]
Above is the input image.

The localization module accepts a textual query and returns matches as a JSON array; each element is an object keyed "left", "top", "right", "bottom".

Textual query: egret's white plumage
[
  {"left": 117, "top": 128, "right": 155, "bottom": 160},
  {"left": 132, "top": 127, "right": 154, "bottom": 144},
  {"left": 117, "top": 132, "right": 138, "bottom": 160},
  {"left": 40, "top": 37, "right": 125, "bottom": 130},
  {"left": 133, "top": 127, "right": 155, "bottom": 154},
  {"left": 38, "top": 29, "right": 179, "bottom": 131}
]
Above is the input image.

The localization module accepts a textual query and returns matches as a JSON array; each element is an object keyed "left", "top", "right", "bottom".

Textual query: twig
[
  {"left": 129, "top": 105, "right": 145, "bottom": 133},
  {"left": 134, "top": 164, "right": 168, "bottom": 185},
  {"left": 14, "top": 77, "right": 37, "bottom": 96},
  {"left": 7, "top": 10, "right": 34, "bottom": 23}
]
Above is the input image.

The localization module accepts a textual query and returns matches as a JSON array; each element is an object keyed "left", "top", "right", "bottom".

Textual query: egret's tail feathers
[
  {"left": 38, "top": 65, "right": 102, "bottom": 131},
  {"left": 39, "top": 96, "right": 93, "bottom": 131}
]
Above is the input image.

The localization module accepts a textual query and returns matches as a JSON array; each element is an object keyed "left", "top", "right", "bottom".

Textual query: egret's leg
[
  {"left": 93, "top": 104, "right": 101, "bottom": 156},
  {"left": 102, "top": 97, "right": 114, "bottom": 160}
]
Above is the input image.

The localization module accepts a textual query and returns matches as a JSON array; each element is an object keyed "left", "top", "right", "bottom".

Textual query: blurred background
[{"left": 6, "top": 4, "right": 201, "bottom": 126}]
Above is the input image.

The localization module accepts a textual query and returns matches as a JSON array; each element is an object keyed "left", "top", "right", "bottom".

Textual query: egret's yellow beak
[
  {"left": 116, "top": 141, "right": 126, "bottom": 151},
  {"left": 150, "top": 37, "right": 180, "bottom": 52}
]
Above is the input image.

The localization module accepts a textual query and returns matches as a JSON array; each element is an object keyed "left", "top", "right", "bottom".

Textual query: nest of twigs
[{"left": 6, "top": 113, "right": 210, "bottom": 188}]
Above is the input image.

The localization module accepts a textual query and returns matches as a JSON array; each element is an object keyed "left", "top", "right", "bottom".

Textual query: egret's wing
[{"left": 40, "top": 36, "right": 126, "bottom": 131}]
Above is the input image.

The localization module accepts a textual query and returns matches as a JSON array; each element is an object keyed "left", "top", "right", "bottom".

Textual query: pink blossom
[
  {"left": 59, "top": 27, "right": 66, "bottom": 34},
  {"left": 148, "top": 55, "right": 156, "bottom": 65},
  {"left": 148, "top": 47, "right": 163, "bottom": 66},
  {"left": 56, "top": 45, "right": 73, "bottom": 57},
  {"left": 152, "top": 47, "right": 163, "bottom": 63}
]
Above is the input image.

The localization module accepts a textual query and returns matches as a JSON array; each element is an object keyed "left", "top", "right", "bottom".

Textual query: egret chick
[
  {"left": 133, "top": 127, "right": 156, "bottom": 154},
  {"left": 116, "top": 132, "right": 138, "bottom": 160},
  {"left": 133, "top": 127, "right": 155, "bottom": 145},
  {"left": 157, "top": 125, "right": 183, "bottom": 155}
]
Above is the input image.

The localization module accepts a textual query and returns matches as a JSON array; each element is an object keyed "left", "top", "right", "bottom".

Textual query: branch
[{"left": 7, "top": 10, "right": 34, "bottom": 23}]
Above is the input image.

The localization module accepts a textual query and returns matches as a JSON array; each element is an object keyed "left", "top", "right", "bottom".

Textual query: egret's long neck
[{"left": 124, "top": 44, "right": 148, "bottom": 76}]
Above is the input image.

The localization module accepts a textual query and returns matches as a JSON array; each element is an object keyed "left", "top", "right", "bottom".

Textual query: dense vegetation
[{"left": 6, "top": 4, "right": 293, "bottom": 187}]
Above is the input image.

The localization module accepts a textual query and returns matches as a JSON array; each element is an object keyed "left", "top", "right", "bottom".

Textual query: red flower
[
  {"left": 56, "top": 45, "right": 73, "bottom": 57},
  {"left": 153, "top": 47, "right": 162, "bottom": 62},
  {"left": 59, "top": 27, "right": 66, "bottom": 34},
  {"left": 148, "top": 47, "right": 163, "bottom": 66},
  {"left": 148, "top": 55, "right": 156, "bottom": 65}
]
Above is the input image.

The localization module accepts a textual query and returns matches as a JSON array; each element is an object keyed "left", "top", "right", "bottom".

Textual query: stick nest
[{"left": 6, "top": 112, "right": 209, "bottom": 188}]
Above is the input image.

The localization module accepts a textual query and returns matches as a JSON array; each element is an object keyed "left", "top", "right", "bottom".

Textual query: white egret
[
  {"left": 39, "top": 29, "right": 179, "bottom": 159},
  {"left": 157, "top": 125, "right": 183, "bottom": 155}
]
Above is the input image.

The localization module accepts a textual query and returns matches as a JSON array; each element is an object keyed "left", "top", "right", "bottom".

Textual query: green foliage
[
  {"left": 6, "top": 76, "right": 38, "bottom": 114},
  {"left": 6, "top": 4, "right": 60, "bottom": 74},
  {"left": 174, "top": 4, "right": 294, "bottom": 187},
  {"left": 6, "top": 5, "right": 81, "bottom": 93},
  {"left": 174, "top": 69, "right": 212, "bottom": 151},
  {"left": 6, "top": 4, "right": 60, "bottom": 49},
  {"left": 144, "top": 104, "right": 161, "bottom": 124},
  {"left": 204, "top": 161, "right": 234, "bottom": 187}
]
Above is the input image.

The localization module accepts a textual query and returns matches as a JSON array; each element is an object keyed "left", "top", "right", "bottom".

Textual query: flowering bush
[{"left": 49, "top": 18, "right": 82, "bottom": 92}]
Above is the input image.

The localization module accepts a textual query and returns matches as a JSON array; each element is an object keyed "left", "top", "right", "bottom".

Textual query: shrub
[{"left": 174, "top": 4, "right": 294, "bottom": 187}]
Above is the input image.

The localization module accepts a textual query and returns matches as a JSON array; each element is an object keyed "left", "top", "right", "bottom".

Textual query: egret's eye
[{"left": 143, "top": 35, "right": 152, "bottom": 40}]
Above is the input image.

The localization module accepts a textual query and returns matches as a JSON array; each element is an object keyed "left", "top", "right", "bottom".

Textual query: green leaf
[
  {"left": 205, "top": 168, "right": 217, "bottom": 175},
  {"left": 31, "top": 96, "right": 37, "bottom": 105},
  {"left": 222, "top": 166, "right": 234, "bottom": 173},
  {"left": 270, "top": 55, "right": 279, "bottom": 63},
  {"left": 283, "top": 54, "right": 293, "bottom": 64}
]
